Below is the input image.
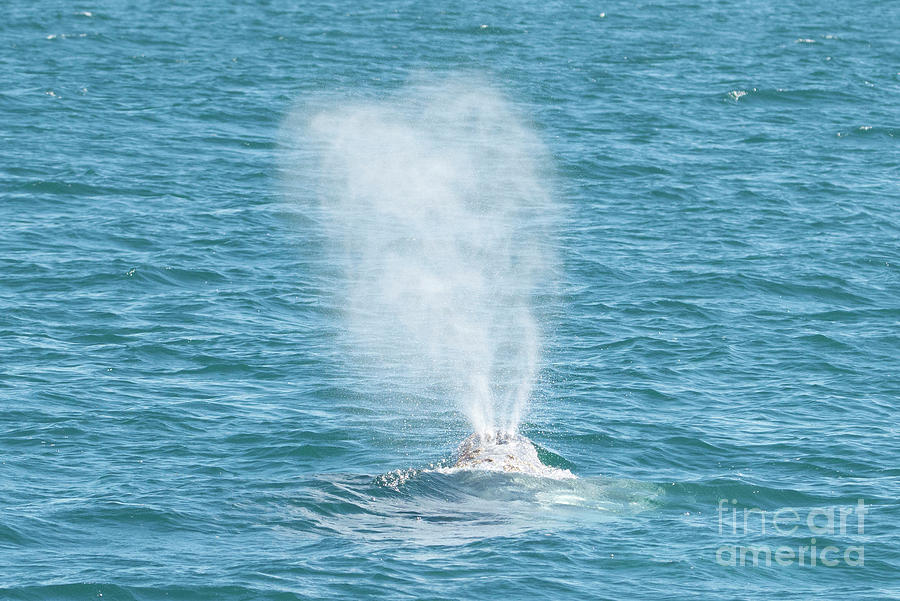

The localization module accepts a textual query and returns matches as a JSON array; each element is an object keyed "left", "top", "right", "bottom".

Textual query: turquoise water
[{"left": 2, "top": 1, "right": 899, "bottom": 599}]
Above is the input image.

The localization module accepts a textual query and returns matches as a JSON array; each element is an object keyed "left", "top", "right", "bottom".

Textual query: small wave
[
  {"left": 836, "top": 125, "right": 895, "bottom": 138},
  {"left": 723, "top": 87, "right": 858, "bottom": 104},
  {"left": 370, "top": 465, "right": 660, "bottom": 525},
  {"left": 44, "top": 33, "right": 88, "bottom": 40}
]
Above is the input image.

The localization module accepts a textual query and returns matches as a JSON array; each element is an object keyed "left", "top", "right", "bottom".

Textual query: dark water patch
[
  {"left": 47, "top": 501, "right": 204, "bottom": 532},
  {"left": 0, "top": 523, "right": 29, "bottom": 548}
]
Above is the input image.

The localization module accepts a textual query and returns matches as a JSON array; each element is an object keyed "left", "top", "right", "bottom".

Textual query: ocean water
[{"left": 2, "top": 0, "right": 899, "bottom": 599}]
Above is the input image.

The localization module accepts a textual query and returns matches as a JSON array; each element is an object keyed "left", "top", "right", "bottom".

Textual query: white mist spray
[{"left": 287, "top": 78, "right": 556, "bottom": 436}]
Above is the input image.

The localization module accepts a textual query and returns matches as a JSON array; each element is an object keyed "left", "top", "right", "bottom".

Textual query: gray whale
[{"left": 450, "top": 431, "right": 575, "bottom": 478}]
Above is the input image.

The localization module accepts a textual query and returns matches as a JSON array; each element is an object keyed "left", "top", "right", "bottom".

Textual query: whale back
[{"left": 451, "top": 431, "right": 574, "bottom": 479}]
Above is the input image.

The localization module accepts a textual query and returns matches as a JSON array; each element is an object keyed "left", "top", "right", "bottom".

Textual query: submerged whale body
[{"left": 449, "top": 431, "right": 575, "bottom": 479}]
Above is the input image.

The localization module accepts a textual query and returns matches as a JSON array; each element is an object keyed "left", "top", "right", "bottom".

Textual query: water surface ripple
[{"left": 1, "top": 1, "right": 898, "bottom": 599}]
